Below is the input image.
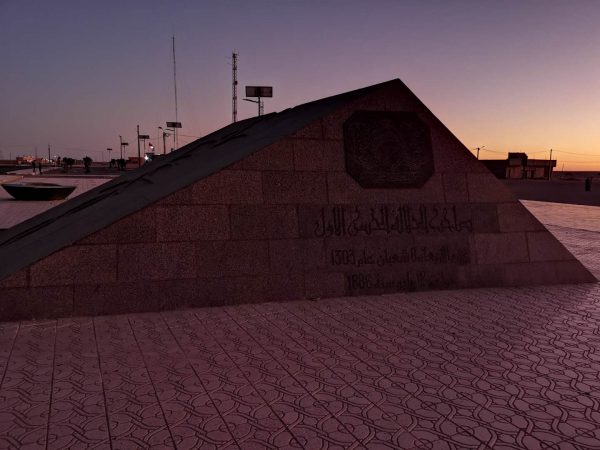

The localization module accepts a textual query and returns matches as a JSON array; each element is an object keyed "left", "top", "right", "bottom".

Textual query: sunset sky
[{"left": 1, "top": 0, "right": 600, "bottom": 170}]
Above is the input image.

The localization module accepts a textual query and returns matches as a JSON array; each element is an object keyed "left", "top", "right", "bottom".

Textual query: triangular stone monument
[{"left": 0, "top": 79, "right": 595, "bottom": 320}]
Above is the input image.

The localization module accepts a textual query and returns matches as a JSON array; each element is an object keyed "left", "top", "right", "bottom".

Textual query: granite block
[
  {"left": 74, "top": 279, "right": 200, "bottom": 316},
  {"left": 553, "top": 260, "right": 597, "bottom": 283},
  {"left": 268, "top": 239, "right": 326, "bottom": 273},
  {"left": 147, "top": 278, "right": 201, "bottom": 310},
  {"left": 118, "top": 243, "right": 196, "bottom": 282},
  {"left": 289, "top": 119, "right": 323, "bottom": 139},
  {"left": 305, "top": 272, "right": 346, "bottom": 299},
  {"left": 474, "top": 232, "right": 529, "bottom": 264},
  {"left": 206, "top": 276, "right": 265, "bottom": 306},
  {"left": 297, "top": 205, "right": 325, "bottom": 238},
  {"left": 156, "top": 205, "right": 230, "bottom": 242},
  {"left": 326, "top": 172, "right": 444, "bottom": 204},
  {"left": 30, "top": 245, "right": 117, "bottom": 286},
  {"left": 0, "top": 268, "right": 28, "bottom": 288},
  {"left": 0, "top": 287, "right": 73, "bottom": 321},
  {"left": 195, "top": 240, "right": 269, "bottom": 277},
  {"left": 470, "top": 203, "right": 500, "bottom": 233},
  {"left": 527, "top": 231, "right": 575, "bottom": 262},
  {"left": 262, "top": 273, "right": 305, "bottom": 302},
  {"left": 230, "top": 205, "right": 298, "bottom": 240},
  {"left": 293, "top": 140, "right": 345, "bottom": 172},
  {"left": 467, "top": 173, "right": 516, "bottom": 203},
  {"left": 227, "top": 141, "right": 294, "bottom": 171},
  {"left": 191, "top": 170, "right": 263, "bottom": 204},
  {"left": 504, "top": 262, "right": 558, "bottom": 286},
  {"left": 498, "top": 202, "right": 546, "bottom": 232},
  {"left": 195, "top": 274, "right": 304, "bottom": 306},
  {"left": 196, "top": 277, "right": 239, "bottom": 307},
  {"left": 322, "top": 105, "right": 359, "bottom": 140},
  {"left": 79, "top": 207, "right": 156, "bottom": 244},
  {"left": 457, "top": 264, "right": 506, "bottom": 288},
  {"left": 443, "top": 173, "right": 469, "bottom": 203},
  {"left": 154, "top": 185, "right": 194, "bottom": 206},
  {"left": 262, "top": 171, "right": 327, "bottom": 204},
  {"left": 73, "top": 283, "right": 149, "bottom": 316}
]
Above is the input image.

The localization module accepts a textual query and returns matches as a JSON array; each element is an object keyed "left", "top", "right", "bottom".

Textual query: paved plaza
[
  {"left": 0, "top": 172, "right": 113, "bottom": 230},
  {"left": 1, "top": 201, "right": 600, "bottom": 449}
]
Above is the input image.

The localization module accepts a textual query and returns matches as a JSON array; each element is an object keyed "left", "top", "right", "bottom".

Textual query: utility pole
[
  {"left": 137, "top": 125, "right": 141, "bottom": 168},
  {"left": 548, "top": 148, "right": 553, "bottom": 180},
  {"left": 119, "top": 135, "right": 123, "bottom": 159},
  {"left": 475, "top": 146, "right": 485, "bottom": 159},
  {"left": 172, "top": 35, "right": 179, "bottom": 149},
  {"left": 232, "top": 51, "right": 238, "bottom": 123},
  {"left": 47, "top": 144, "right": 51, "bottom": 162}
]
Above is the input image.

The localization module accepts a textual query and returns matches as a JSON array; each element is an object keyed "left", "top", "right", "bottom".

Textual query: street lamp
[
  {"left": 137, "top": 125, "right": 150, "bottom": 167},
  {"left": 244, "top": 86, "right": 272, "bottom": 116},
  {"left": 119, "top": 136, "right": 129, "bottom": 159},
  {"left": 166, "top": 121, "right": 182, "bottom": 151},
  {"left": 158, "top": 126, "right": 174, "bottom": 155}
]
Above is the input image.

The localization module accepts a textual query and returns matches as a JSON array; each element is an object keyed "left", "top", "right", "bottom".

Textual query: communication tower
[{"left": 232, "top": 51, "right": 239, "bottom": 123}]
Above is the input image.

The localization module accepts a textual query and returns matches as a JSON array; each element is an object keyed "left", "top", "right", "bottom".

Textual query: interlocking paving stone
[
  {"left": 1, "top": 201, "right": 600, "bottom": 449},
  {"left": 1, "top": 285, "right": 600, "bottom": 449}
]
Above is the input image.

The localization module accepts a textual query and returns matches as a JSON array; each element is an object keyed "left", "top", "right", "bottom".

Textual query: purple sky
[{"left": 1, "top": 0, "right": 599, "bottom": 169}]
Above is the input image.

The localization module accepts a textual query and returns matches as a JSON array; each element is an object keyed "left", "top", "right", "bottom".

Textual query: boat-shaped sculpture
[{"left": 1, "top": 182, "right": 76, "bottom": 201}]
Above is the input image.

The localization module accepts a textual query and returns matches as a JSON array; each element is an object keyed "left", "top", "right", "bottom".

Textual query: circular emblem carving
[{"left": 343, "top": 111, "right": 434, "bottom": 188}]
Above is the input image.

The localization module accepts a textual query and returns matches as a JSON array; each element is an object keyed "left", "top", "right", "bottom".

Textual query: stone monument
[{"left": 0, "top": 79, "right": 595, "bottom": 320}]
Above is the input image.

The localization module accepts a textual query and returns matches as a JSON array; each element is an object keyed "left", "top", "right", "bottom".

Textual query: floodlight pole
[
  {"left": 165, "top": 122, "right": 181, "bottom": 152},
  {"left": 159, "top": 127, "right": 174, "bottom": 155},
  {"left": 232, "top": 51, "right": 238, "bottom": 123},
  {"left": 243, "top": 97, "right": 262, "bottom": 117}
]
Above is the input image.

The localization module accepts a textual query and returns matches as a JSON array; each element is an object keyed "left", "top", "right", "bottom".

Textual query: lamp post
[
  {"left": 244, "top": 86, "right": 272, "bottom": 117},
  {"left": 158, "top": 126, "right": 175, "bottom": 155},
  {"left": 166, "top": 121, "right": 182, "bottom": 151},
  {"left": 137, "top": 125, "right": 150, "bottom": 167},
  {"left": 243, "top": 98, "right": 262, "bottom": 116},
  {"left": 119, "top": 136, "right": 129, "bottom": 159}
]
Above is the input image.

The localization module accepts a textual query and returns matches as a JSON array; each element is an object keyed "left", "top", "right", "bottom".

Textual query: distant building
[{"left": 482, "top": 152, "right": 556, "bottom": 179}]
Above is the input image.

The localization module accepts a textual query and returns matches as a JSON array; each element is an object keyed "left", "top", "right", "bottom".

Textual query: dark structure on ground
[
  {"left": 482, "top": 152, "right": 557, "bottom": 179},
  {"left": 0, "top": 80, "right": 594, "bottom": 321},
  {"left": 1, "top": 183, "right": 76, "bottom": 201}
]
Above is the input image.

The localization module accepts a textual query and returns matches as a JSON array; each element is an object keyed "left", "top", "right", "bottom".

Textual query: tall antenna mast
[
  {"left": 232, "top": 51, "right": 238, "bottom": 123},
  {"left": 172, "top": 35, "right": 179, "bottom": 149}
]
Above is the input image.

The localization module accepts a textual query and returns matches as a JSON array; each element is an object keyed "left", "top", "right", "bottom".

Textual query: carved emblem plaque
[{"left": 343, "top": 111, "right": 434, "bottom": 188}]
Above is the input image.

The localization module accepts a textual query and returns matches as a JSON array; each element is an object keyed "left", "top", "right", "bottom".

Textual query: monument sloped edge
[{"left": 0, "top": 79, "right": 596, "bottom": 321}]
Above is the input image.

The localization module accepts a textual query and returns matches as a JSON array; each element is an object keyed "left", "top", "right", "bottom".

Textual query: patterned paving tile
[
  {"left": 0, "top": 321, "right": 56, "bottom": 449},
  {"left": 93, "top": 316, "right": 175, "bottom": 448},
  {"left": 47, "top": 318, "right": 110, "bottom": 449},
  {"left": 3, "top": 285, "right": 600, "bottom": 448}
]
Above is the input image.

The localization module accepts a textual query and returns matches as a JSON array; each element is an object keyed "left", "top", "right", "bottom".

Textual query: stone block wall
[{"left": 0, "top": 83, "right": 594, "bottom": 320}]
